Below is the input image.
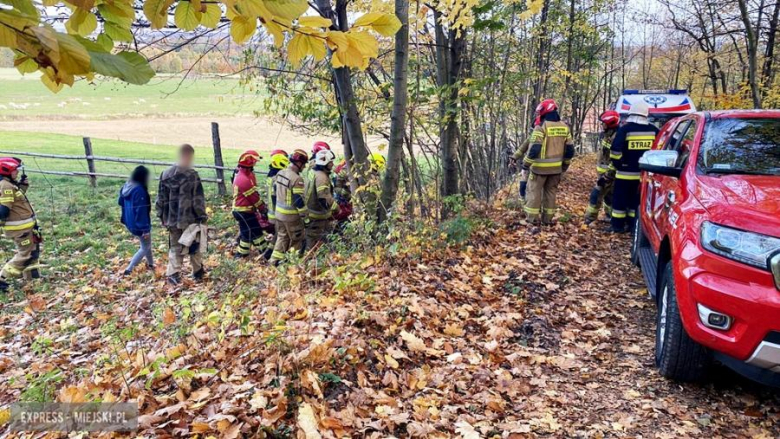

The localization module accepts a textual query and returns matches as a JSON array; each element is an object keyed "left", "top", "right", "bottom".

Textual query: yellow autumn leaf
[
  {"left": 352, "top": 12, "right": 401, "bottom": 36},
  {"left": 65, "top": 8, "right": 98, "bottom": 37},
  {"left": 297, "top": 15, "right": 332, "bottom": 28},
  {"left": 263, "top": 20, "right": 284, "bottom": 47},
  {"left": 40, "top": 68, "right": 64, "bottom": 93},
  {"left": 288, "top": 32, "right": 326, "bottom": 66},
  {"left": 200, "top": 4, "right": 221, "bottom": 28},
  {"left": 175, "top": 0, "right": 203, "bottom": 31},
  {"left": 0, "top": 23, "right": 17, "bottom": 48},
  {"left": 54, "top": 32, "right": 91, "bottom": 75},
  {"left": 230, "top": 15, "right": 256, "bottom": 43},
  {"left": 352, "top": 11, "right": 383, "bottom": 27},
  {"left": 346, "top": 30, "right": 378, "bottom": 58},
  {"left": 144, "top": 0, "right": 175, "bottom": 29},
  {"left": 325, "top": 30, "right": 348, "bottom": 52},
  {"left": 261, "top": 0, "right": 308, "bottom": 21}
]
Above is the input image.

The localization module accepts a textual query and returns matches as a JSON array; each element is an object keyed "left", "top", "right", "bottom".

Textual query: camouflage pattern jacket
[{"left": 156, "top": 165, "right": 208, "bottom": 230}]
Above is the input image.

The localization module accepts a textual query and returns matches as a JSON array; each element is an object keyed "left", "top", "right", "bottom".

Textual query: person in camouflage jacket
[{"left": 156, "top": 144, "right": 208, "bottom": 285}]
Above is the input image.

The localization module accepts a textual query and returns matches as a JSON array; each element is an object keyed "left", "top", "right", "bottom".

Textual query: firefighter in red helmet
[
  {"left": 0, "top": 157, "right": 41, "bottom": 292},
  {"left": 585, "top": 110, "right": 620, "bottom": 224},
  {"left": 232, "top": 150, "right": 269, "bottom": 257},
  {"left": 522, "top": 99, "right": 575, "bottom": 225}
]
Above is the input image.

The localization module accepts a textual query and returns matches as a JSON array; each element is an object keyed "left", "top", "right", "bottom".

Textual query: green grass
[
  {"left": 0, "top": 131, "right": 246, "bottom": 176},
  {"left": 0, "top": 68, "right": 267, "bottom": 118}
]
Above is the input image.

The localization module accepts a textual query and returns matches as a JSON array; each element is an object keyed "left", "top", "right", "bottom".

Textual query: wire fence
[{"left": 0, "top": 121, "right": 230, "bottom": 195}]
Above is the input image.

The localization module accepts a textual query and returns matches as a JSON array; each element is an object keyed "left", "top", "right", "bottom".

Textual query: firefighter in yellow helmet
[
  {"left": 270, "top": 149, "right": 309, "bottom": 265},
  {"left": 259, "top": 150, "right": 289, "bottom": 260},
  {"left": 522, "top": 99, "right": 575, "bottom": 225},
  {"left": 305, "top": 149, "right": 337, "bottom": 248},
  {"left": 0, "top": 158, "right": 42, "bottom": 293}
]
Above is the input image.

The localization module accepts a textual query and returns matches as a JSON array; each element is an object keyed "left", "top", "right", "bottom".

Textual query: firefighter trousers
[
  {"left": 2, "top": 227, "right": 40, "bottom": 281},
  {"left": 270, "top": 219, "right": 305, "bottom": 264},
  {"left": 166, "top": 227, "right": 203, "bottom": 277},
  {"left": 233, "top": 211, "right": 268, "bottom": 256},
  {"left": 610, "top": 178, "right": 640, "bottom": 231},
  {"left": 585, "top": 170, "right": 615, "bottom": 221},
  {"left": 524, "top": 172, "right": 561, "bottom": 225},
  {"left": 305, "top": 219, "right": 331, "bottom": 249}
]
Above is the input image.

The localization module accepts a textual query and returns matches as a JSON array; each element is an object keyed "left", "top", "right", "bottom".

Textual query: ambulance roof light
[{"left": 622, "top": 89, "right": 688, "bottom": 95}]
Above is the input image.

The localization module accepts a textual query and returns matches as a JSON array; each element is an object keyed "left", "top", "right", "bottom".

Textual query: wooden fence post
[
  {"left": 211, "top": 122, "right": 227, "bottom": 196},
  {"left": 83, "top": 137, "right": 97, "bottom": 187}
]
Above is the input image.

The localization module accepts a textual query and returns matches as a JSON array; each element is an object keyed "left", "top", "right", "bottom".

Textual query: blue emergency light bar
[{"left": 622, "top": 89, "right": 688, "bottom": 95}]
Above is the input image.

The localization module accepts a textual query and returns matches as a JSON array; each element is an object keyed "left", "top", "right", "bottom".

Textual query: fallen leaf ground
[{"left": 1, "top": 156, "right": 778, "bottom": 438}]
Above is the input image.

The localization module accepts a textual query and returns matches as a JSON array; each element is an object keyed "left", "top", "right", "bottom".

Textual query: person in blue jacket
[{"left": 118, "top": 166, "right": 154, "bottom": 275}]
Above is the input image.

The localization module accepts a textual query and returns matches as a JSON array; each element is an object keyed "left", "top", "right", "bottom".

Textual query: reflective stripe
[
  {"left": 586, "top": 204, "right": 599, "bottom": 214},
  {"left": 543, "top": 208, "right": 557, "bottom": 214},
  {"left": 610, "top": 152, "right": 622, "bottom": 160},
  {"left": 233, "top": 206, "right": 254, "bottom": 212},
  {"left": 271, "top": 250, "right": 285, "bottom": 260},
  {"left": 612, "top": 210, "right": 627, "bottom": 218},
  {"left": 268, "top": 213, "right": 276, "bottom": 220},
  {"left": 616, "top": 171, "right": 641, "bottom": 180},
  {"left": 316, "top": 185, "right": 330, "bottom": 192},
  {"left": 532, "top": 159, "right": 562, "bottom": 167},
  {"left": 292, "top": 187, "right": 304, "bottom": 195},
  {"left": 276, "top": 206, "right": 300, "bottom": 215},
  {"left": 524, "top": 206, "right": 540, "bottom": 214},
  {"left": 2, "top": 217, "right": 35, "bottom": 231},
  {"left": 0, "top": 197, "right": 13, "bottom": 203},
  {"left": 628, "top": 210, "right": 636, "bottom": 218},
  {"left": 243, "top": 187, "right": 257, "bottom": 197},
  {"left": 596, "top": 166, "right": 608, "bottom": 174}
]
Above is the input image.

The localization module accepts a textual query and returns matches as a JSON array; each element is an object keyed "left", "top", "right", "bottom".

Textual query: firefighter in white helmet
[{"left": 305, "top": 149, "right": 337, "bottom": 248}]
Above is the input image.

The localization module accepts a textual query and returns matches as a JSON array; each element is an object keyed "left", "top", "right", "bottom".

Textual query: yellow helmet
[
  {"left": 369, "top": 153, "right": 386, "bottom": 172},
  {"left": 270, "top": 152, "right": 290, "bottom": 170}
]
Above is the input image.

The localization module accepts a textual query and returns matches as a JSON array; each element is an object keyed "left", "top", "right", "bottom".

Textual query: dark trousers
[
  {"left": 233, "top": 211, "right": 264, "bottom": 255},
  {"left": 610, "top": 179, "right": 640, "bottom": 231}
]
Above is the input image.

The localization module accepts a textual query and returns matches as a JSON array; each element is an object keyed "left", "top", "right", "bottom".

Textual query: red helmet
[
  {"left": 533, "top": 115, "right": 541, "bottom": 127},
  {"left": 535, "top": 99, "right": 558, "bottom": 117},
  {"left": 238, "top": 150, "right": 261, "bottom": 167},
  {"left": 289, "top": 149, "right": 309, "bottom": 165},
  {"left": 599, "top": 110, "right": 620, "bottom": 129},
  {"left": 312, "top": 141, "right": 331, "bottom": 155},
  {"left": 270, "top": 149, "right": 288, "bottom": 157},
  {"left": 0, "top": 157, "right": 22, "bottom": 177}
]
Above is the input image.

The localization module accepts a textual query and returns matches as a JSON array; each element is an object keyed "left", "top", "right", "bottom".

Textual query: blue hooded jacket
[{"left": 118, "top": 181, "right": 152, "bottom": 236}]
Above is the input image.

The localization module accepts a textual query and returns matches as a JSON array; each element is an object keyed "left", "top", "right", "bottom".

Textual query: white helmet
[
  {"left": 629, "top": 100, "right": 649, "bottom": 118},
  {"left": 314, "top": 149, "right": 336, "bottom": 167}
]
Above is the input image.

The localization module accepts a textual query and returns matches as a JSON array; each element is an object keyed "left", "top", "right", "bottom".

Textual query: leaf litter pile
[{"left": 1, "top": 156, "right": 778, "bottom": 438}]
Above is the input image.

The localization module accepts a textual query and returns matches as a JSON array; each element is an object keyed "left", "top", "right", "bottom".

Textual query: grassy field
[
  {"left": 0, "top": 68, "right": 264, "bottom": 119},
  {"left": 0, "top": 131, "right": 245, "bottom": 174}
]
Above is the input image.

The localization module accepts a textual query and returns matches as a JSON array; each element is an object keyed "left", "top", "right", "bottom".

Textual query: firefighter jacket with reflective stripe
[
  {"left": 265, "top": 168, "right": 280, "bottom": 221},
  {"left": 305, "top": 167, "right": 335, "bottom": 220},
  {"left": 524, "top": 121, "right": 575, "bottom": 175},
  {"left": 610, "top": 122, "right": 659, "bottom": 180},
  {"left": 0, "top": 178, "right": 35, "bottom": 231},
  {"left": 596, "top": 128, "right": 617, "bottom": 174},
  {"left": 232, "top": 167, "right": 265, "bottom": 213},
  {"left": 274, "top": 166, "right": 307, "bottom": 222}
]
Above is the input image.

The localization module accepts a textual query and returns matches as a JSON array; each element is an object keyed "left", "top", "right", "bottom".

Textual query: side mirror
[{"left": 639, "top": 150, "right": 682, "bottom": 178}]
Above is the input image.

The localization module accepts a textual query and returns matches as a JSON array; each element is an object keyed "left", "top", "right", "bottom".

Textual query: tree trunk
[
  {"left": 737, "top": 0, "right": 761, "bottom": 108},
  {"left": 379, "top": 0, "right": 409, "bottom": 222},
  {"left": 316, "top": 0, "right": 370, "bottom": 184},
  {"left": 762, "top": 0, "right": 780, "bottom": 94}
]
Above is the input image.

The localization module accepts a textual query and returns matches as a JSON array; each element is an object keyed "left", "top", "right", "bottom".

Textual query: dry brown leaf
[{"left": 297, "top": 403, "right": 322, "bottom": 439}]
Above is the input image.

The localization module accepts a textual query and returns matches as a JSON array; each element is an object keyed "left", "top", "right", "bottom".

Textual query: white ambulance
[{"left": 614, "top": 89, "right": 697, "bottom": 129}]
